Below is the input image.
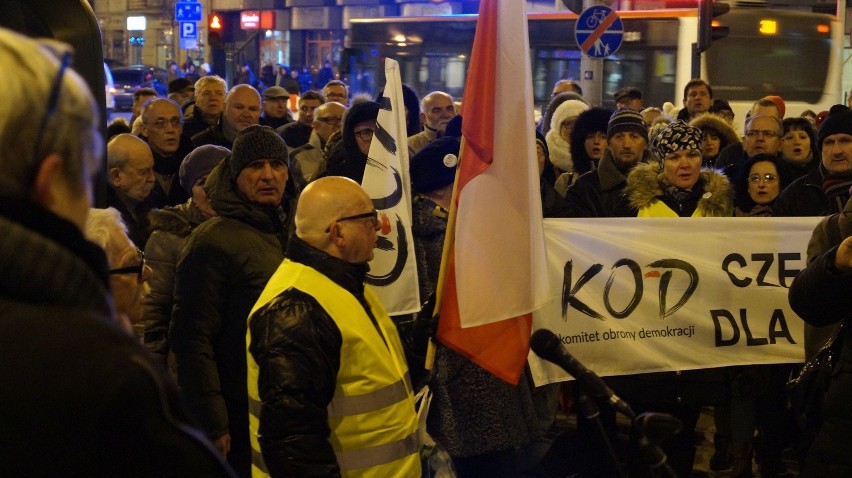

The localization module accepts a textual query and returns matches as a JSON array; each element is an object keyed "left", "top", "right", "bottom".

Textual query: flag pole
[{"left": 424, "top": 137, "right": 465, "bottom": 370}]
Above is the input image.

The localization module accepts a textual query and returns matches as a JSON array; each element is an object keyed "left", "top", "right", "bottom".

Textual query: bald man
[
  {"left": 107, "top": 134, "right": 156, "bottom": 247},
  {"left": 246, "top": 177, "right": 420, "bottom": 477},
  {"left": 192, "top": 84, "right": 262, "bottom": 149},
  {"left": 409, "top": 90, "right": 456, "bottom": 155}
]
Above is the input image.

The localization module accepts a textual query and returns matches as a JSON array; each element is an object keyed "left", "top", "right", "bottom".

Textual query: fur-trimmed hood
[
  {"left": 147, "top": 201, "right": 209, "bottom": 238},
  {"left": 546, "top": 128, "right": 573, "bottom": 173},
  {"left": 690, "top": 113, "right": 741, "bottom": 149},
  {"left": 625, "top": 161, "right": 732, "bottom": 217},
  {"left": 570, "top": 107, "right": 613, "bottom": 175}
]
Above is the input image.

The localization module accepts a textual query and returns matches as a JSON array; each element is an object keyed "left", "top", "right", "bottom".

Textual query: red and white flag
[
  {"left": 361, "top": 58, "right": 421, "bottom": 314},
  {"left": 435, "top": 0, "right": 551, "bottom": 384}
]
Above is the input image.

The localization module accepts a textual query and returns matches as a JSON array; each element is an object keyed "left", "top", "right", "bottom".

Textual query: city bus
[{"left": 343, "top": 7, "right": 841, "bottom": 120}]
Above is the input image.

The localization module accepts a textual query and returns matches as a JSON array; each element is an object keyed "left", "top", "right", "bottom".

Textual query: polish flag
[{"left": 435, "top": 0, "right": 551, "bottom": 385}]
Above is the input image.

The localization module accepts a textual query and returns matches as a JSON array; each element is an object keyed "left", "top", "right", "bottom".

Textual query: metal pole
[{"left": 579, "top": 0, "right": 603, "bottom": 105}]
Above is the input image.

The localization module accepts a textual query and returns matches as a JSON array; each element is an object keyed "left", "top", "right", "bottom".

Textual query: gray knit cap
[
  {"left": 652, "top": 121, "right": 703, "bottom": 162},
  {"left": 179, "top": 144, "right": 229, "bottom": 193},
  {"left": 229, "top": 125, "right": 289, "bottom": 181},
  {"left": 607, "top": 107, "right": 648, "bottom": 140}
]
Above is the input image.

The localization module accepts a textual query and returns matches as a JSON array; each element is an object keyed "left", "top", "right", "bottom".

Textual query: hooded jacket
[
  {"left": 324, "top": 101, "right": 381, "bottom": 184},
  {"left": 545, "top": 99, "right": 589, "bottom": 175},
  {"left": 569, "top": 107, "right": 613, "bottom": 176},
  {"left": 626, "top": 162, "right": 732, "bottom": 217},
  {"left": 170, "top": 161, "right": 295, "bottom": 476}
]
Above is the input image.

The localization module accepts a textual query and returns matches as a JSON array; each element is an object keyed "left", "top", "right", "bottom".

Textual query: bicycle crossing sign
[{"left": 575, "top": 5, "right": 623, "bottom": 58}]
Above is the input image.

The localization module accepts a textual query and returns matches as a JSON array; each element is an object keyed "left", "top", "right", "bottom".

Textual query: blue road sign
[
  {"left": 175, "top": 2, "right": 202, "bottom": 22},
  {"left": 180, "top": 22, "right": 197, "bottom": 40},
  {"left": 575, "top": 6, "right": 623, "bottom": 59}
]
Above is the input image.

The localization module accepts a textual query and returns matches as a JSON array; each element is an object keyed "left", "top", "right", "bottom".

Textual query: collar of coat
[{"left": 625, "top": 161, "right": 732, "bottom": 217}]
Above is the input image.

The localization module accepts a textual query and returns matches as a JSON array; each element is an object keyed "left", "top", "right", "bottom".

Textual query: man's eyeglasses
[
  {"left": 748, "top": 174, "right": 779, "bottom": 184},
  {"left": 145, "top": 118, "right": 183, "bottom": 129},
  {"left": 30, "top": 49, "right": 72, "bottom": 184},
  {"left": 353, "top": 129, "right": 375, "bottom": 141},
  {"left": 325, "top": 210, "right": 379, "bottom": 233},
  {"left": 109, "top": 249, "right": 146, "bottom": 281},
  {"left": 317, "top": 117, "right": 342, "bottom": 125},
  {"left": 745, "top": 130, "right": 779, "bottom": 138}
]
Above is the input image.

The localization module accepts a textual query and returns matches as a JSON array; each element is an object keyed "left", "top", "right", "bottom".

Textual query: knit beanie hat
[
  {"left": 550, "top": 99, "right": 589, "bottom": 133},
  {"left": 763, "top": 95, "right": 786, "bottom": 118},
  {"left": 410, "top": 136, "right": 460, "bottom": 194},
  {"left": 179, "top": 144, "right": 230, "bottom": 193},
  {"left": 607, "top": 107, "right": 648, "bottom": 140},
  {"left": 229, "top": 125, "right": 289, "bottom": 181},
  {"left": 652, "top": 121, "right": 703, "bottom": 162},
  {"left": 817, "top": 105, "right": 852, "bottom": 146}
]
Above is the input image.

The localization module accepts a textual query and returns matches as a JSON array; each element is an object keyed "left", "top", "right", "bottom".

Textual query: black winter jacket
[
  {"left": 171, "top": 162, "right": 294, "bottom": 476},
  {"left": 789, "top": 245, "right": 852, "bottom": 478},
  {"left": 248, "top": 236, "right": 374, "bottom": 477},
  {"left": 561, "top": 148, "right": 654, "bottom": 218},
  {"left": 0, "top": 197, "right": 234, "bottom": 477}
]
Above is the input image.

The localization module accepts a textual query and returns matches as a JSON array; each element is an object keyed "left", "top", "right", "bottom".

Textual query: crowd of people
[{"left": 2, "top": 21, "right": 852, "bottom": 478}]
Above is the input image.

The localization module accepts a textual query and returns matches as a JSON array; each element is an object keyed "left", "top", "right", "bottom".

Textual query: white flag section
[
  {"left": 452, "top": 0, "right": 551, "bottom": 328},
  {"left": 361, "top": 58, "right": 420, "bottom": 315},
  {"left": 529, "top": 216, "right": 822, "bottom": 386}
]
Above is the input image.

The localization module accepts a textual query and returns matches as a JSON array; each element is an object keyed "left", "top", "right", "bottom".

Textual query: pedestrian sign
[
  {"left": 175, "top": 2, "right": 203, "bottom": 23},
  {"left": 575, "top": 6, "right": 623, "bottom": 59}
]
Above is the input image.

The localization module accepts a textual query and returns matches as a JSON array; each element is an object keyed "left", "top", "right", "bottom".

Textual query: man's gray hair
[
  {"left": 0, "top": 28, "right": 101, "bottom": 197},
  {"left": 420, "top": 91, "right": 453, "bottom": 112},
  {"left": 194, "top": 75, "right": 227, "bottom": 94}
]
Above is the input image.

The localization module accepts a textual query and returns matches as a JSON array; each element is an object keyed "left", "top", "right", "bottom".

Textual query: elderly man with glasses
[
  {"left": 246, "top": 176, "right": 420, "bottom": 478},
  {"left": 288, "top": 100, "right": 346, "bottom": 190},
  {"left": 139, "top": 97, "right": 196, "bottom": 209}
]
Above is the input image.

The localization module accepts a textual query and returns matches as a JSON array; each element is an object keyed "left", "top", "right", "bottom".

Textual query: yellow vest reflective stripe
[
  {"left": 637, "top": 199, "right": 705, "bottom": 217},
  {"left": 247, "top": 259, "right": 420, "bottom": 478}
]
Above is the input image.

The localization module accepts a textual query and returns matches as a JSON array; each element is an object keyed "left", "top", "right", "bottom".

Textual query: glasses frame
[
  {"left": 325, "top": 210, "right": 379, "bottom": 233},
  {"left": 145, "top": 117, "right": 183, "bottom": 129},
  {"left": 747, "top": 174, "right": 779, "bottom": 184},
  {"left": 109, "top": 249, "right": 146, "bottom": 281},
  {"left": 353, "top": 129, "right": 375, "bottom": 141},
  {"left": 30, "top": 50, "right": 73, "bottom": 184}
]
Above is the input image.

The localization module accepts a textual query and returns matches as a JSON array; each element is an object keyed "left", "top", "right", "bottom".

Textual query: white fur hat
[{"left": 550, "top": 99, "right": 590, "bottom": 133}]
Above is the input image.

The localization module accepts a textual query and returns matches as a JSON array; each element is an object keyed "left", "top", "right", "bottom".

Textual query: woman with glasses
[{"left": 734, "top": 154, "right": 783, "bottom": 217}]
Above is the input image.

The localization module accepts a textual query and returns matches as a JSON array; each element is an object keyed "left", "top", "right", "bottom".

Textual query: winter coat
[
  {"left": 142, "top": 134, "right": 195, "bottom": 209},
  {"left": 288, "top": 130, "right": 326, "bottom": 191},
  {"left": 775, "top": 165, "right": 846, "bottom": 217},
  {"left": 140, "top": 200, "right": 211, "bottom": 370},
  {"left": 411, "top": 196, "right": 541, "bottom": 457},
  {"left": 182, "top": 110, "right": 217, "bottom": 139},
  {"left": 788, "top": 244, "right": 852, "bottom": 478},
  {"left": 170, "top": 161, "right": 295, "bottom": 476},
  {"left": 106, "top": 186, "right": 153, "bottom": 249},
  {"left": 561, "top": 148, "right": 656, "bottom": 218},
  {"left": 0, "top": 197, "right": 234, "bottom": 477},
  {"left": 276, "top": 121, "right": 312, "bottom": 150},
  {"left": 191, "top": 120, "right": 234, "bottom": 149},
  {"left": 408, "top": 127, "right": 437, "bottom": 156},
  {"left": 625, "top": 162, "right": 733, "bottom": 218}
]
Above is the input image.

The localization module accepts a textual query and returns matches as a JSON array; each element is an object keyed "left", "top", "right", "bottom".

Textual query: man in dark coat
[
  {"left": 276, "top": 90, "right": 324, "bottom": 149},
  {"left": 0, "top": 27, "right": 233, "bottom": 477},
  {"left": 183, "top": 75, "right": 227, "bottom": 138},
  {"left": 171, "top": 125, "right": 296, "bottom": 477},
  {"left": 106, "top": 133, "right": 156, "bottom": 248},
  {"left": 562, "top": 108, "right": 654, "bottom": 218},
  {"left": 139, "top": 97, "right": 194, "bottom": 209}
]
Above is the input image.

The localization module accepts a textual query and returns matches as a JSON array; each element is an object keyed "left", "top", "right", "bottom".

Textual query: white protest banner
[
  {"left": 361, "top": 58, "right": 421, "bottom": 314},
  {"left": 529, "top": 216, "right": 822, "bottom": 386}
]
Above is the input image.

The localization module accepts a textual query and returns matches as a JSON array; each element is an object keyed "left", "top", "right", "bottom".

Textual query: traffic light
[
  {"left": 208, "top": 13, "right": 223, "bottom": 47},
  {"left": 698, "top": 0, "right": 730, "bottom": 52}
]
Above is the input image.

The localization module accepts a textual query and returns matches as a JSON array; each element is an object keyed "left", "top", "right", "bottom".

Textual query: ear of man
[{"left": 31, "top": 153, "right": 90, "bottom": 229}]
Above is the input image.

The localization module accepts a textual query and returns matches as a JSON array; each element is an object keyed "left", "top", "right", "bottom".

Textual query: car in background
[
  {"left": 111, "top": 65, "right": 169, "bottom": 111},
  {"left": 104, "top": 62, "right": 115, "bottom": 113}
]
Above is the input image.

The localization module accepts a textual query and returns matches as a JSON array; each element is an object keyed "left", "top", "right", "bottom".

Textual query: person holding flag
[{"left": 422, "top": 0, "right": 553, "bottom": 475}]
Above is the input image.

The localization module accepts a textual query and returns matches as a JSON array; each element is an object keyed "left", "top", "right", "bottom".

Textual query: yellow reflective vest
[
  {"left": 637, "top": 199, "right": 707, "bottom": 217},
  {"left": 247, "top": 259, "right": 420, "bottom": 478}
]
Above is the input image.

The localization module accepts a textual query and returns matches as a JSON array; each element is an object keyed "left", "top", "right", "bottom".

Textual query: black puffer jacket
[
  {"left": 561, "top": 148, "right": 656, "bottom": 218},
  {"left": 248, "top": 236, "right": 366, "bottom": 477},
  {"left": 789, "top": 245, "right": 852, "bottom": 478},
  {"left": 0, "top": 197, "right": 234, "bottom": 477},
  {"left": 140, "top": 200, "right": 211, "bottom": 369},
  {"left": 171, "top": 161, "right": 295, "bottom": 476},
  {"left": 775, "top": 165, "right": 847, "bottom": 217}
]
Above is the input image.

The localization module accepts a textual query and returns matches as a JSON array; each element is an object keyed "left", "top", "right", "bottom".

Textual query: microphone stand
[
  {"left": 636, "top": 412, "right": 681, "bottom": 478},
  {"left": 578, "top": 391, "right": 627, "bottom": 478}
]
